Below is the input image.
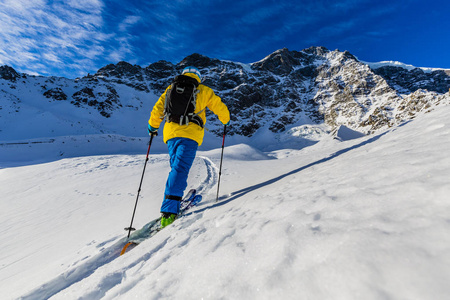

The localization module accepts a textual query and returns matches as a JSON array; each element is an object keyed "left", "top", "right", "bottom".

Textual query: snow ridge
[{"left": 364, "top": 60, "right": 450, "bottom": 73}]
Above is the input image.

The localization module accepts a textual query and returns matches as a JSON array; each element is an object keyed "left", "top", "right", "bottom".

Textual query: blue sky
[{"left": 1, "top": 0, "right": 449, "bottom": 78}]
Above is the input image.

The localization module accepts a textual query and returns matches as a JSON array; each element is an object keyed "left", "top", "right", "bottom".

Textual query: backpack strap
[
  {"left": 181, "top": 85, "right": 199, "bottom": 125},
  {"left": 189, "top": 106, "right": 205, "bottom": 128},
  {"left": 185, "top": 88, "right": 205, "bottom": 128}
]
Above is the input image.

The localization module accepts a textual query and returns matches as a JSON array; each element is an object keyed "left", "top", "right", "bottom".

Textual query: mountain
[{"left": 1, "top": 47, "right": 450, "bottom": 145}]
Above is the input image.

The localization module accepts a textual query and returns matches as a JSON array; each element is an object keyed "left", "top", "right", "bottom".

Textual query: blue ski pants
[{"left": 161, "top": 138, "right": 198, "bottom": 214}]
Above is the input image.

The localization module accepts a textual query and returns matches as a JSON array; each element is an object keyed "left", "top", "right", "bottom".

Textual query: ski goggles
[{"left": 182, "top": 67, "right": 202, "bottom": 81}]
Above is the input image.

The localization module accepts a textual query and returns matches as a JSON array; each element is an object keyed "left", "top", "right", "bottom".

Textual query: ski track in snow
[
  {"left": 19, "top": 156, "right": 219, "bottom": 300},
  {"left": 195, "top": 156, "right": 219, "bottom": 198}
]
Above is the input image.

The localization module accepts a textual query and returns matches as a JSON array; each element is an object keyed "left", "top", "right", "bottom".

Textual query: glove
[
  {"left": 148, "top": 124, "right": 158, "bottom": 136},
  {"left": 223, "top": 120, "right": 230, "bottom": 126}
]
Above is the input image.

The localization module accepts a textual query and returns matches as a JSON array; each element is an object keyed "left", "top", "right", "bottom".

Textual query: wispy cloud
[
  {"left": 118, "top": 15, "right": 142, "bottom": 32},
  {"left": 0, "top": 0, "right": 112, "bottom": 77}
]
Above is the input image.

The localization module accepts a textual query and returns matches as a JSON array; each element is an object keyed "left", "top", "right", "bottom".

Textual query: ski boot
[{"left": 161, "top": 213, "right": 177, "bottom": 228}]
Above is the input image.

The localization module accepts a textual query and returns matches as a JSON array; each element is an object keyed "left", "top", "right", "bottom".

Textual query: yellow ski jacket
[{"left": 148, "top": 73, "right": 230, "bottom": 146}]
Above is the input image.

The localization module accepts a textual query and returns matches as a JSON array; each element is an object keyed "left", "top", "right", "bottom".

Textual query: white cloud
[
  {"left": 0, "top": 0, "right": 109, "bottom": 77},
  {"left": 118, "top": 15, "right": 142, "bottom": 32},
  {"left": 42, "top": 52, "right": 62, "bottom": 64},
  {"left": 65, "top": 0, "right": 104, "bottom": 12}
]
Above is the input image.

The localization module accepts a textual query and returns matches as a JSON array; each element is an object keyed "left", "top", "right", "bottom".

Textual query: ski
[{"left": 120, "top": 189, "right": 202, "bottom": 256}]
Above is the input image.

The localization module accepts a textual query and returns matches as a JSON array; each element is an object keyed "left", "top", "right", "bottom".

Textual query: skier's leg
[{"left": 161, "top": 138, "right": 198, "bottom": 214}]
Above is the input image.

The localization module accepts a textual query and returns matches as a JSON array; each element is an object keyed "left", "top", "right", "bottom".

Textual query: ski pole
[
  {"left": 125, "top": 135, "right": 154, "bottom": 238},
  {"left": 216, "top": 125, "right": 227, "bottom": 202}
]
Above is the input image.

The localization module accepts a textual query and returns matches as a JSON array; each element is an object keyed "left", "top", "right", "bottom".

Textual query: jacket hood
[{"left": 183, "top": 72, "right": 201, "bottom": 83}]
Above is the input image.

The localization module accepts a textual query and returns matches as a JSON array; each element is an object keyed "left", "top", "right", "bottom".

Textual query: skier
[{"left": 148, "top": 66, "right": 230, "bottom": 228}]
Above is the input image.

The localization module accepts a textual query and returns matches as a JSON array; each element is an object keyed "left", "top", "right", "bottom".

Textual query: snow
[
  {"left": 1, "top": 105, "right": 450, "bottom": 299},
  {"left": 363, "top": 60, "right": 450, "bottom": 73},
  {"left": 0, "top": 75, "right": 157, "bottom": 142},
  {"left": 334, "top": 125, "right": 366, "bottom": 141}
]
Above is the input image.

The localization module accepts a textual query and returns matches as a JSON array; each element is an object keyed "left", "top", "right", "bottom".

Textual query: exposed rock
[
  {"left": 72, "top": 87, "right": 95, "bottom": 106},
  {"left": 95, "top": 61, "right": 142, "bottom": 78},
  {"left": 179, "top": 53, "right": 218, "bottom": 68},
  {"left": 43, "top": 88, "right": 67, "bottom": 101},
  {"left": 0, "top": 65, "right": 21, "bottom": 82},
  {"left": 372, "top": 66, "right": 450, "bottom": 94}
]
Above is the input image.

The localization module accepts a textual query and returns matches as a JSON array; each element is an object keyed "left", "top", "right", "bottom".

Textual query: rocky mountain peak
[
  {"left": 251, "top": 48, "right": 301, "bottom": 75},
  {"left": 179, "top": 53, "right": 218, "bottom": 68},
  {"left": 0, "top": 65, "right": 21, "bottom": 82},
  {"left": 303, "top": 46, "right": 330, "bottom": 56},
  {"left": 146, "top": 60, "right": 174, "bottom": 71},
  {"left": 145, "top": 60, "right": 176, "bottom": 81},
  {"left": 95, "top": 61, "right": 142, "bottom": 78}
]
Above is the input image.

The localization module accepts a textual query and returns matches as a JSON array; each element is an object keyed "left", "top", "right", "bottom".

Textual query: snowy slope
[
  {"left": 0, "top": 72, "right": 156, "bottom": 142},
  {"left": 1, "top": 105, "right": 449, "bottom": 299}
]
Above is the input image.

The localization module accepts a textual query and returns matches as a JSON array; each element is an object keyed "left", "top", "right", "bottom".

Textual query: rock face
[
  {"left": 372, "top": 66, "right": 450, "bottom": 94},
  {"left": 43, "top": 88, "right": 67, "bottom": 101},
  {"left": 0, "top": 65, "right": 22, "bottom": 82},
  {"left": 1, "top": 47, "right": 450, "bottom": 139}
]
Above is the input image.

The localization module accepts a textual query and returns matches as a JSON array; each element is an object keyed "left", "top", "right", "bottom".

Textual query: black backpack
[{"left": 164, "top": 75, "right": 204, "bottom": 128}]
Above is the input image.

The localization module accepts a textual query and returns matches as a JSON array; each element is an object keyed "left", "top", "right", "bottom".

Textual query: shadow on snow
[{"left": 202, "top": 131, "right": 389, "bottom": 211}]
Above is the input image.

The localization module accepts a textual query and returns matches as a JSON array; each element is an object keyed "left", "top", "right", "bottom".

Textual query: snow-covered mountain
[{"left": 2, "top": 47, "right": 450, "bottom": 147}]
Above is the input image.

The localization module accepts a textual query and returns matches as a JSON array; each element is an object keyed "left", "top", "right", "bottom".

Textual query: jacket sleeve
[
  {"left": 204, "top": 87, "right": 230, "bottom": 125},
  {"left": 148, "top": 86, "right": 169, "bottom": 129}
]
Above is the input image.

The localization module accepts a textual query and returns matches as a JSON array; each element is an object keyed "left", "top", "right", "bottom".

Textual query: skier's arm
[
  {"left": 148, "top": 87, "right": 169, "bottom": 129},
  {"left": 205, "top": 88, "right": 230, "bottom": 125}
]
